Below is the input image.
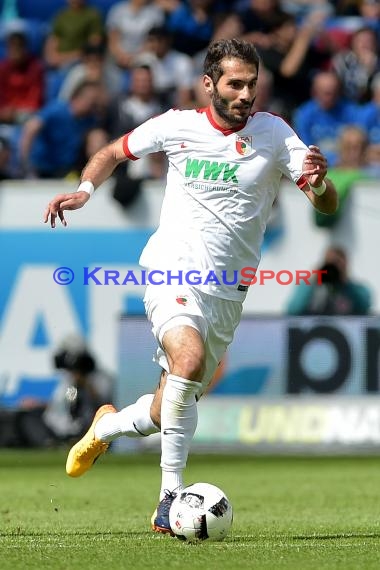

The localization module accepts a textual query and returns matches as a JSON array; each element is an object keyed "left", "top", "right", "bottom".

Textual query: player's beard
[{"left": 211, "top": 86, "right": 254, "bottom": 127}]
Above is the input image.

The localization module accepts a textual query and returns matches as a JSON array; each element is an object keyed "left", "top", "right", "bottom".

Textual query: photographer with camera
[
  {"left": 286, "top": 246, "right": 372, "bottom": 315},
  {"left": 9, "top": 336, "right": 113, "bottom": 448},
  {"left": 42, "top": 336, "right": 114, "bottom": 444}
]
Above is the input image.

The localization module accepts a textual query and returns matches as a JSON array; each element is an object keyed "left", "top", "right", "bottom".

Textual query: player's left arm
[{"left": 301, "top": 145, "right": 338, "bottom": 215}]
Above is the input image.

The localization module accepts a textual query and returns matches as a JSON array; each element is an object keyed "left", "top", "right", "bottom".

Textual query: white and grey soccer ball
[{"left": 169, "top": 482, "right": 233, "bottom": 541}]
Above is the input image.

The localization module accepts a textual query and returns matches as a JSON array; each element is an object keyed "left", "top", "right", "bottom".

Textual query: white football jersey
[{"left": 123, "top": 107, "right": 308, "bottom": 300}]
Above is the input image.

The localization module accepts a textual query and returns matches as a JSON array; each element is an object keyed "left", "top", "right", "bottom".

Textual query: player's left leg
[
  {"left": 65, "top": 404, "right": 117, "bottom": 477},
  {"left": 65, "top": 385, "right": 162, "bottom": 477},
  {"left": 94, "top": 393, "right": 160, "bottom": 441}
]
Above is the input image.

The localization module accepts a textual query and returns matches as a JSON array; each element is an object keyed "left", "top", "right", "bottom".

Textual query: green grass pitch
[{"left": 1, "top": 450, "right": 380, "bottom": 569}]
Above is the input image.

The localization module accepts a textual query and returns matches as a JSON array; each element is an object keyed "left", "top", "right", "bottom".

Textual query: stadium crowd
[{"left": 1, "top": 0, "right": 380, "bottom": 205}]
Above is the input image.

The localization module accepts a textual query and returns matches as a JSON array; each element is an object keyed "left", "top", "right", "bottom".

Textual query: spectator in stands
[
  {"left": 331, "top": 26, "right": 380, "bottom": 103},
  {"left": 73, "top": 127, "right": 111, "bottom": 181},
  {"left": 359, "top": 0, "right": 380, "bottom": 37},
  {"left": 106, "top": 64, "right": 163, "bottom": 141},
  {"left": 0, "top": 31, "right": 44, "bottom": 125},
  {"left": 20, "top": 81, "right": 104, "bottom": 178},
  {"left": 136, "top": 26, "right": 194, "bottom": 109},
  {"left": 106, "top": 0, "right": 164, "bottom": 82},
  {"left": 331, "top": 0, "right": 380, "bottom": 42},
  {"left": 58, "top": 42, "right": 119, "bottom": 101},
  {"left": 356, "top": 72, "right": 380, "bottom": 174},
  {"left": 44, "top": 0, "right": 104, "bottom": 70},
  {"left": 214, "top": 0, "right": 290, "bottom": 47},
  {"left": 254, "top": 10, "right": 331, "bottom": 118},
  {"left": 105, "top": 64, "right": 165, "bottom": 207},
  {"left": 280, "top": 0, "right": 333, "bottom": 22},
  {"left": 314, "top": 125, "right": 370, "bottom": 228},
  {"left": 293, "top": 70, "right": 360, "bottom": 166},
  {"left": 0, "top": 136, "right": 12, "bottom": 180},
  {"left": 286, "top": 245, "right": 372, "bottom": 315},
  {"left": 251, "top": 66, "right": 280, "bottom": 113},
  {"left": 164, "top": 0, "right": 219, "bottom": 57},
  {"left": 333, "top": 124, "right": 369, "bottom": 170}
]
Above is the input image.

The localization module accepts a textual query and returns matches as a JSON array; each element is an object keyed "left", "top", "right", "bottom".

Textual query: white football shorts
[{"left": 143, "top": 283, "right": 243, "bottom": 395}]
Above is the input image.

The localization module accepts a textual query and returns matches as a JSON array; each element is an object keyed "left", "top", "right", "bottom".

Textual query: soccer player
[{"left": 43, "top": 38, "right": 338, "bottom": 534}]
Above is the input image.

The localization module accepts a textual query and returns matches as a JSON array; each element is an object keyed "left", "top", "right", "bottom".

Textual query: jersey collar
[{"left": 199, "top": 106, "right": 249, "bottom": 135}]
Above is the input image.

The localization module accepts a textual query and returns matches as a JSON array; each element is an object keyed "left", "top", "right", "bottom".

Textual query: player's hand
[
  {"left": 302, "top": 145, "right": 327, "bottom": 188},
  {"left": 43, "top": 191, "right": 90, "bottom": 228}
]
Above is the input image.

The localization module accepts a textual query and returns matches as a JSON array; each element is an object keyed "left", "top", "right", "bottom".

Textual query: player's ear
[{"left": 203, "top": 75, "right": 214, "bottom": 95}]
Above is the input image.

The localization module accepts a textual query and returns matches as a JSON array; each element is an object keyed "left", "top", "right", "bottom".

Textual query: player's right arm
[
  {"left": 43, "top": 135, "right": 128, "bottom": 228},
  {"left": 44, "top": 109, "right": 169, "bottom": 227}
]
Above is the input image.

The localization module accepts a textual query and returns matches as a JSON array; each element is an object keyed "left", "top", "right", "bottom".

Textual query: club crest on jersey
[
  {"left": 176, "top": 296, "right": 188, "bottom": 306},
  {"left": 235, "top": 135, "right": 252, "bottom": 156}
]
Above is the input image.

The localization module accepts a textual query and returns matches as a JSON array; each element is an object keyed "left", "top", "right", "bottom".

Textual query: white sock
[
  {"left": 160, "top": 374, "right": 200, "bottom": 499},
  {"left": 160, "top": 471, "right": 183, "bottom": 501},
  {"left": 94, "top": 394, "right": 159, "bottom": 442}
]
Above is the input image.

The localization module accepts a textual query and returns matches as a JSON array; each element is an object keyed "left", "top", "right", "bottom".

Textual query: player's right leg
[
  {"left": 151, "top": 324, "right": 205, "bottom": 534},
  {"left": 65, "top": 390, "right": 161, "bottom": 477},
  {"left": 150, "top": 289, "right": 243, "bottom": 534}
]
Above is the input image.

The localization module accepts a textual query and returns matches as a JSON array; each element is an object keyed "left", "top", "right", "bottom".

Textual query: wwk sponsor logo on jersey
[{"left": 185, "top": 158, "right": 240, "bottom": 183}]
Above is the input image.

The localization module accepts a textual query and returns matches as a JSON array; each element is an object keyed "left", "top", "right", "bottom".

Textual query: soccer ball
[{"left": 169, "top": 482, "right": 233, "bottom": 541}]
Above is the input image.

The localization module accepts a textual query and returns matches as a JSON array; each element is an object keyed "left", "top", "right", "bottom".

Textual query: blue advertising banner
[{"left": 0, "top": 229, "right": 152, "bottom": 407}]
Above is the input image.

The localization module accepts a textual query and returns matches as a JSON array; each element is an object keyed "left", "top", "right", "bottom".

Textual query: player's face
[{"left": 206, "top": 58, "right": 258, "bottom": 127}]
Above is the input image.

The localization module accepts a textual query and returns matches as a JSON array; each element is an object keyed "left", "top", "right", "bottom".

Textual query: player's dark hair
[{"left": 203, "top": 38, "right": 260, "bottom": 84}]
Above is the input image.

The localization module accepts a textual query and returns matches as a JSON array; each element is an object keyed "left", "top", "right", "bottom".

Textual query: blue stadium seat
[
  {"left": 17, "top": 0, "right": 66, "bottom": 22},
  {"left": 16, "top": 0, "right": 119, "bottom": 22}
]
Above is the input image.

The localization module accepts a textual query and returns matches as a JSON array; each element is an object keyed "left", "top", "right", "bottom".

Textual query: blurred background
[{"left": 0, "top": 0, "right": 380, "bottom": 455}]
